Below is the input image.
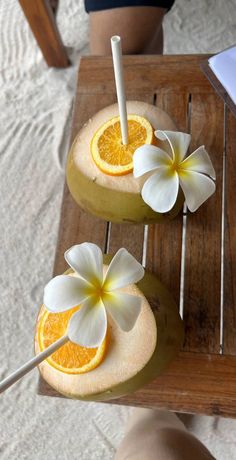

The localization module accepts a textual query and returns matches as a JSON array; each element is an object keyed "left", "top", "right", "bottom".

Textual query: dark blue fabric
[{"left": 84, "top": 0, "right": 175, "bottom": 13}]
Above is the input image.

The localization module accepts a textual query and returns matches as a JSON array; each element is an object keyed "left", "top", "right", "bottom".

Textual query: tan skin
[{"left": 89, "top": 6, "right": 166, "bottom": 55}]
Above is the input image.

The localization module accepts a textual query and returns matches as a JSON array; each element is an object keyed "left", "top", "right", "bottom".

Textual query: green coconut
[
  {"left": 35, "top": 257, "right": 184, "bottom": 401},
  {"left": 66, "top": 101, "right": 184, "bottom": 224}
]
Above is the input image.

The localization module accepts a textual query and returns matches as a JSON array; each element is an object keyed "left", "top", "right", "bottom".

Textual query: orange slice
[
  {"left": 91, "top": 114, "right": 154, "bottom": 175},
  {"left": 38, "top": 306, "right": 107, "bottom": 374}
]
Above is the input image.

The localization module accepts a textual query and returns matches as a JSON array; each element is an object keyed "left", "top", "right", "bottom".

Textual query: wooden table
[{"left": 38, "top": 55, "right": 236, "bottom": 418}]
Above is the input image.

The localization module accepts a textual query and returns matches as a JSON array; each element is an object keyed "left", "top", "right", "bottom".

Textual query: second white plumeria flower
[
  {"left": 133, "top": 130, "right": 216, "bottom": 213},
  {"left": 44, "top": 243, "right": 144, "bottom": 348}
]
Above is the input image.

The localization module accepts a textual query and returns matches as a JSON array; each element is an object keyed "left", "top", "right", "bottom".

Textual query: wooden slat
[
  {"left": 183, "top": 93, "right": 224, "bottom": 353},
  {"left": 112, "top": 351, "right": 236, "bottom": 417},
  {"left": 146, "top": 92, "right": 189, "bottom": 306},
  {"left": 108, "top": 223, "right": 144, "bottom": 263},
  {"left": 52, "top": 92, "right": 117, "bottom": 275},
  {"left": 38, "top": 351, "right": 236, "bottom": 419},
  {"left": 77, "top": 55, "right": 213, "bottom": 95},
  {"left": 223, "top": 110, "right": 236, "bottom": 354},
  {"left": 52, "top": 186, "right": 107, "bottom": 276}
]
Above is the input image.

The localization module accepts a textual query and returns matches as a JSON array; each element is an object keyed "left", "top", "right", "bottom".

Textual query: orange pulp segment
[
  {"left": 91, "top": 114, "right": 154, "bottom": 175},
  {"left": 38, "top": 306, "right": 107, "bottom": 374}
]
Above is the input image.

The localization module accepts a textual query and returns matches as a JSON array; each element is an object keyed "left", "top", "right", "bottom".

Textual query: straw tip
[{"left": 111, "top": 35, "right": 121, "bottom": 43}]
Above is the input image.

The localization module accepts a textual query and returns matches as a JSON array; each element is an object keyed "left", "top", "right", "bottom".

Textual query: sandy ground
[{"left": 0, "top": 0, "right": 236, "bottom": 459}]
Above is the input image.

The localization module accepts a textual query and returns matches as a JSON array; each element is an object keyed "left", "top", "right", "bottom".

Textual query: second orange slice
[
  {"left": 91, "top": 115, "right": 154, "bottom": 176},
  {"left": 38, "top": 306, "right": 107, "bottom": 374}
]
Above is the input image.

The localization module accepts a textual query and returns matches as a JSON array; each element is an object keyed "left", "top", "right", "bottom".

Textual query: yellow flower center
[
  {"left": 92, "top": 282, "right": 113, "bottom": 308},
  {"left": 170, "top": 161, "right": 181, "bottom": 174},
  {"left": 95, "top": 285, "right": 106, "bottom": 300}
]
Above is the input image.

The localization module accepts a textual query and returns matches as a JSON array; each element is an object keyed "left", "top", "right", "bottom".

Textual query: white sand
[{"left": 0, "top": 0, "right": 236, "bottom": 458}]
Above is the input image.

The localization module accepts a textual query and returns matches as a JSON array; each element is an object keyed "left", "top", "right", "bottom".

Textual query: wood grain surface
[
  {"left": 183, "top": 93, "right": 224, "bottom": 353},
  {"left": 38, "top": 55, "right": 236, "bottom": 418},
  {"left": 223, "top": 110, "right": 236, "bottom": 354},
  {"left": 77, "top": 55, "right": 212, "bottom": 95},
  {"left": 38, "top": 351, "right": 236, "bottom": 418}
]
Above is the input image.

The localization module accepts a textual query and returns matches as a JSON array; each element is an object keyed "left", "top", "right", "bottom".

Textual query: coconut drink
[
  {"left": 66, "top": 101, "right": 185, "bottom": 224},
  {"left": 67, "top": 37, "right": 216, "bottom": 224},
  {"left": 0, "top": 244, "right": 184, "bottom": 397},
  {"left": 34, "top": 243, "right": 184, "bottom": 401}
]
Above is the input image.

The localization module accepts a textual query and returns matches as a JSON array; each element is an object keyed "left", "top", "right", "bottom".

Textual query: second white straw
[{"left": 111, "top": 36, "right": 128, "bottom": 145}]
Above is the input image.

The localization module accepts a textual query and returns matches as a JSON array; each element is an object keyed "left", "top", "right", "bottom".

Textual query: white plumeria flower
[
  {"left": 133, "top": 130, "right": 216, "bottom": 213},
  {"left": 44, "top": 243, "right": 144, "bottom": 348}
]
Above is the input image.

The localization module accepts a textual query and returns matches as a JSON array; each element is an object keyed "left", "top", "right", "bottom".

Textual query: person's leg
[
  {"left": 88, "top": 6, "right": 166, "bottom": 55},
  {"left": 115, "top": 408, "right": 216, "bottom": 460}
]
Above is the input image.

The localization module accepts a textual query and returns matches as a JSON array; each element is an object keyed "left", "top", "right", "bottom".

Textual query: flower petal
[
  {"left": 133, "top": 144, "right": 172, "bottom": 178},
  {"left": 103, "top": 248, "right": 144, "bottom": 291},
  {"left": 65, "top": 243, "right": 103, "bottom": 288},
  {"left": 43, "top": 275, "right": 93, "bottom": 312},
  {"left": 155, "top": 130, "right": 191, "bottom": 163},
  {"left": 68, "top": 296, "right": 107, "bottom": 347},
  {"left": 103, "top": 292, "right": 142, "bottom": 332},
  {"left": 179, "top": 170, "right": 216, "bottom": 212},
  {"left": 180, "top": 145, "right": 216, "bottom": 179},
  {"left": 141, "top": 168, "right": 179, "bottom": 213}
]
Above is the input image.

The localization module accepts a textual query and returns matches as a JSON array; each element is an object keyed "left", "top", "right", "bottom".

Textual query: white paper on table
[{"left": 208, "top": 45, "right": 236, "bottom": 104}]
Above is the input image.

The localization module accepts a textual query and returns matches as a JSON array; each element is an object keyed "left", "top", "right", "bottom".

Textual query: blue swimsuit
[{"left": 84, "top": 1, "right": 175, "bottom": 13}]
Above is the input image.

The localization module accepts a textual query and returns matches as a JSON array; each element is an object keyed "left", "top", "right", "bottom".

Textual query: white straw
[
  {"left": 111, "top": 36, "right": 128, "bottom": 145},
  {"left": 0, "top": 335, "right": 69, "bottom": 394}
]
